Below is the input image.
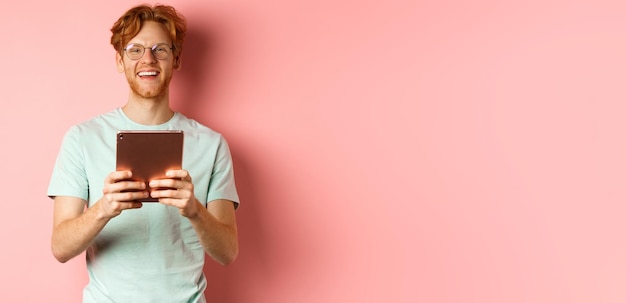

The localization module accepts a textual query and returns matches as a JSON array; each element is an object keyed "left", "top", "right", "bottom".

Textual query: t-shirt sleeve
[
  {"left": 206, "top": 135, "right": 240, "bottom": 209},
  {"left": 47, "top": 126, "right": 89, "bottom": 201}
]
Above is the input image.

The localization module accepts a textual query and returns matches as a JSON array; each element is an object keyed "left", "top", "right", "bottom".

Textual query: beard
[{"left": 126, "top": 73, "right": 172, "bottom": 99}]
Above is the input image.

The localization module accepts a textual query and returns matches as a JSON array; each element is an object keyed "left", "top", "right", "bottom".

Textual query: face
[{"left": 116, "top": 21, "right": 179, "bottom": 100}]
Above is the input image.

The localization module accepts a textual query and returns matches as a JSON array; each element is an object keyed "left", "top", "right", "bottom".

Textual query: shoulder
[
  {"left": 62, "top": 109, "right": 121, "bottom": 143},
  {"left": 76, "top": 109, "right": 122, "bottom": 131},
  {"left": 174, "top": 113, "right": 225, "bottom": 141}
]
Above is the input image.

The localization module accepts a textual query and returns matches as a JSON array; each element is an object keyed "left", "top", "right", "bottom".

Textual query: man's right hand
[{"left": 98, "top": 170, "right": 148, "bottom": 219}]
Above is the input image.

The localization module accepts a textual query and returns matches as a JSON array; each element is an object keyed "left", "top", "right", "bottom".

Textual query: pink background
[{"left": 2, "top": 0, "right": 626, "bottom": 302}]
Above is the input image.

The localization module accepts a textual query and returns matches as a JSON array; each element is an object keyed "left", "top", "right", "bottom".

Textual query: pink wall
[{"left": 2, "top": 0, "right": 626, "bottom": 302}]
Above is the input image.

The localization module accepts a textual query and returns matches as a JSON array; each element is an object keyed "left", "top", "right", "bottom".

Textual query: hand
[
  {"left": 149, "top": 170, "right": 200, "bottom": 218},
  {"left": 98, "top": 170, "right": 147, "bottom": 218}
]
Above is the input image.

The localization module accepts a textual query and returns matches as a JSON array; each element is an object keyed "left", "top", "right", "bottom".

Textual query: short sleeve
[
  {"left": 206, "top": 136, "right": 240, "bottom": 209},
  {"left": 47, "top": 126, "right": 89, "bottom": 201}
]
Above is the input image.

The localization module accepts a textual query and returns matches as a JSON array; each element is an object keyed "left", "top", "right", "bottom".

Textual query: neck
[{"left": 123, "top": 93, "right": 174, "bottom": 125}]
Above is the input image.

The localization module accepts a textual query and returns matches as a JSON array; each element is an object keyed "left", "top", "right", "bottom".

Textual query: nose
[{"left": 140, "top": 48, "right": 157, "bottom": 63}]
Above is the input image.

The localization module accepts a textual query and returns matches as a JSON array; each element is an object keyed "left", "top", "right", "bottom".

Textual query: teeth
[{"left": 138, "top": 71, "right": 158, "bottom": 76}]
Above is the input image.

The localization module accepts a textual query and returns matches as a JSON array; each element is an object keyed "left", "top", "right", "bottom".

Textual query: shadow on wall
[
  {"left": 171, "top": 23, "right": 268, "bottom": 302},
  {"left": 170, "top": 25, "right": 213, "bottom": 112},
  {"left": 204, "top": 148, "right": 268, "bottom": 302}
]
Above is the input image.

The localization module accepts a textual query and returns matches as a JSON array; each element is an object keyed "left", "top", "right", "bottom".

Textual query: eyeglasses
[{"left": 123, "top": 43, "right": 174, "bottom": 60}]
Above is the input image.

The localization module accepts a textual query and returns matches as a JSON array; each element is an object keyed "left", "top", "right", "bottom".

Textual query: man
[{"left": 48, "top": 4, "right": 239, "bottom": 303}]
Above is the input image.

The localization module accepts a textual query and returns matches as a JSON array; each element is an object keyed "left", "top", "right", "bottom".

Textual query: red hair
[{"left": 110, "top": 4, "right": 187, "bottom": 60}]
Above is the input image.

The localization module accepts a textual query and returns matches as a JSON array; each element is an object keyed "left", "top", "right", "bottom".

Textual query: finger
[
  {"left": 103, "top": 180, "right": 146, "bottom": 194},
  {"left": 149, "top": 179, "right": 186, "bottom": 190},
  {"left": 165, "top": 169, "right": 191, "bottom": 181},
  {"left": 158, "top": 197, "right": 199, "bottom": 218},
  {"left": 157, "top": 198, "right": 184, "bottom": 211},
  {"left": 117, "top": 190, "right": 150, "bottom": 202},
  {"left": 106, "top": 170, "right": 133, "bottom": 183},
  {"left": 104, "top": 191, "right": 149, "bottom": 205},
  {"left": 157, "top": 197, "right": 192, "bottom": 211},
  {"left": 99, "top": 196, "right": 143, "bottom": 218},
  {"left": 127, "top": 201, "right": 144, "bottom": 209},
  {"left": 115, "top": 201, "right": 144, "bottom": 210},
  {"left": 150, "top": 188, "right": 180, "bottom": 199}
]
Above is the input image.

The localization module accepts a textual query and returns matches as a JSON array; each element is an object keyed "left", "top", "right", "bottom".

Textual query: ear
[
  {"left": 116, "top": 52, "right": 124, "bottom": 73},
  {"left": 173, "top": 56, "right": 182, "bottom": 70}
]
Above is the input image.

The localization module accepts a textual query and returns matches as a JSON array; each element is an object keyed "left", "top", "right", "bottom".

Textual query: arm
[
  {"left": 188, "top": 199, "right": 239, "bottom": 265},
  {"left": 150, "top": 171, "right": 239, "bottom": 265},
  {"left": 51, "top": 196, "right": 108, "bottom": 263},
  {"left": 51, "top": 171, "right": 148, "bottom": 263}
]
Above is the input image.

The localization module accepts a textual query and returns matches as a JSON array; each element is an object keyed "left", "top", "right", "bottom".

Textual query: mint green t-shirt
[{"left": 48, "top": 108, "right": 239, "bottom": 303}]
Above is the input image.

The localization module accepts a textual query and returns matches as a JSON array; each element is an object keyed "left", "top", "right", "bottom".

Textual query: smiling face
[{"left": 116, "top": 21, "right": 179, "bottom": 100}]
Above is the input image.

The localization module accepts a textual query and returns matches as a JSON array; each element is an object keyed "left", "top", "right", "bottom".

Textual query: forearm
[
  {"left": 188, "top": 199, "right": 239, "bottom": 265},
  {"left": 51, "top": 203, "right": 110, "bottom": 263}
]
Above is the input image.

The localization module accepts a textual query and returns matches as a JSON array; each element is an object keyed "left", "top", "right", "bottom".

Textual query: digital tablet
[{"left": 116, "top": 130, "right": 184, "bottom": 202}]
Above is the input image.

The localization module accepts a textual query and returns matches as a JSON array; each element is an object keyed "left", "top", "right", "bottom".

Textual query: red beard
[{"left": 127, "top": 74, "right": 172, "bottom": 99}]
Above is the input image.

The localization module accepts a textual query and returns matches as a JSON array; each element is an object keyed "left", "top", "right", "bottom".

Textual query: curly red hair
[{"left": 110, "top": 4, "right": 187, "bottom": 61}]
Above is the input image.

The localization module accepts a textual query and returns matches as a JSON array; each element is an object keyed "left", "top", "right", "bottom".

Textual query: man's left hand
[{"left": 149, "top": 169, "right": 201, "bottom": 218}]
